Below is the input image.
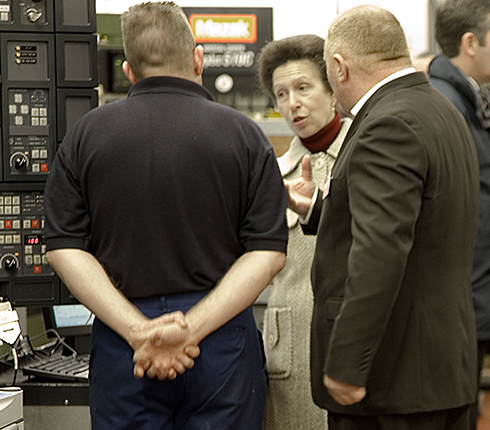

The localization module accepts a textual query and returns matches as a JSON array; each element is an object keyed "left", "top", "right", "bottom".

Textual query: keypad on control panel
[
  {"left": 0, "top": 195, "right": 22, "bottom": 246},
  {"left": 0, "top": 191, "right": 51, "bottom": 277},
  {"left": 9, "top": 90, "right": 48, "bottom": 129},
  {"left": 7, "top": 89, "right": 50, "bottom": 177}
]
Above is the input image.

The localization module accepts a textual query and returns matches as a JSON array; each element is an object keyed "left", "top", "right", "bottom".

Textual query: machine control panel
[
  {"left": 0, "top": 0, "right": 96, "bottom": 305},
  {"left": 0, "top": 0, "right": 52, "bottom": 32},
  {"left": 7, "top": 88, "right": 51, "bottom": 178},
  {"left": 0, "top": 190, "right": 52, "bottom": 277}
]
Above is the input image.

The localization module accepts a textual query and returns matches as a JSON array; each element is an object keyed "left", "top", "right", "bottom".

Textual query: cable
[
  {"left": 44, "top": 329, "right": 78, "bottom": 357},
  {"left": 11, "top": 347, "right": 18, "bottom": 386},
  {"left": 84, "top": 312, "right": 94, "bottom": 325},
  {"left": 0, "top": 336, "right": 22, "bottom": 386}
]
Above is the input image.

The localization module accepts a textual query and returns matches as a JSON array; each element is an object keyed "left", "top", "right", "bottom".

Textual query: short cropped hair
[
  {"left": 326, "top": 5, "right": 411, "bottom": 73},
  {"left": 435, "top": 0, "right": 490, "bottom": 58},
  {"left": 121, "top": 1, "right": 196, "bottom": 80},
  {"left": 256, "top": 34, "right": 332, "bottom": 102}
]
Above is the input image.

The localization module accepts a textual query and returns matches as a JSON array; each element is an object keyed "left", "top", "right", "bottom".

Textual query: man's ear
[
  {"left": 333, "top": 53, "right": 349, "bottom": 83},
  {"left": 193, "top": 45, "right": 204, "bottom": 77},
  {"left": 122, "top": 60, "right": 138, "bottom": 84},
  {"left": 460, "top": 32, "right": 478, "bottom": 58}
]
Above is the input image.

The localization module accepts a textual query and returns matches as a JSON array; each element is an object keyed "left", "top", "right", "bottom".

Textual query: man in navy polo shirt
[{"left": 44, "top": 2, "right": 287, "bottom": 429}]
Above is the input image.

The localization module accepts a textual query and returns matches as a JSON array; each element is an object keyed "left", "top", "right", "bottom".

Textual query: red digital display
[{"left": 25, "top": 235, "right": 42, "bottom": 245}]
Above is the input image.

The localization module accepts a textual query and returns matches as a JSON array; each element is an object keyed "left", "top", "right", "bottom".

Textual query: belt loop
[{"left": 160, "top": 295, "right": 168, "bottom": 312}]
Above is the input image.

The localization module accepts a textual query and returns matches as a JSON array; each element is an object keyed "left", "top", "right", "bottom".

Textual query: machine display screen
[{"left": 25, "top": 234, "right": 42, "bottom": 245}]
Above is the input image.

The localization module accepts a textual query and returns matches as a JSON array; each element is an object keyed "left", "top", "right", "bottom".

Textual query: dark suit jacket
[{"left": 307, "top": 72, "right": 480, "bottom": 415}]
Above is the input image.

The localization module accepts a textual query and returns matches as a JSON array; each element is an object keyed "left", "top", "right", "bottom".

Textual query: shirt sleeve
[
  {"left": 44, "top": 126, "right": 92, "bottom": 252},
  {"left": 239, "top": 139, "right": 288, "bottom": 254}
]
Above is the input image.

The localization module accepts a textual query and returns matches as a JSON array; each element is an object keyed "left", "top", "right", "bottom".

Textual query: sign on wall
[{"left": 184, "top": 7, "right": 272, "bottom": 95}]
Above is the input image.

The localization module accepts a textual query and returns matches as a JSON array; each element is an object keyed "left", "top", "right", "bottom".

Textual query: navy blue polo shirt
[{"left": 44, "top": 76, "right": 287, "bottom": 299}]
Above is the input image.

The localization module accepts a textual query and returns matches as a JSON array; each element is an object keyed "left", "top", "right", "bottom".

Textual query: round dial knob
[
  {"left": 0, "top": 254, "right": 19, "bottom": 271},
  {"left": 27, "top": 8, "right": 43, "bottom": 22},
  {"left": 10, "top": 152, "right": 29, "bottom": 171}
]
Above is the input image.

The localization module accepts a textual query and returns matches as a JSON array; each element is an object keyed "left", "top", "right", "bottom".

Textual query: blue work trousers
[{"left": 89, "top": 292, "right": 267, "bottom": 430}]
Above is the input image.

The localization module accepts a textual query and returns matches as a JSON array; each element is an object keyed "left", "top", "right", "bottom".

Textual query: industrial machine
[{"left": 0, "top": 0, "right": 98, "bottom": 307}]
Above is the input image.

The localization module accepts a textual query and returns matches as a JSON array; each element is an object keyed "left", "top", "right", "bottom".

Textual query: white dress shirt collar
[{"left": 350, "top": 67, "right": 417, "bottom": 116}]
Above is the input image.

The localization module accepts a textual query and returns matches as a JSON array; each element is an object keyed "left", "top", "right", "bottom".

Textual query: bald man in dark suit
[{"left": 287, "top": 5, "right": 480, "bottom": 430}]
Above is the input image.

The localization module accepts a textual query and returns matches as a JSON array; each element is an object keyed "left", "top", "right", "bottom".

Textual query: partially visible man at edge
[
  {"left": 428, "top": 1, "right": 490, "bottom": 427},
  {"left": 43, "top": 2, "right": 287, "bottom": 429},
  {"left": 286, "top": 5, "right": 480, "bottom": 430}
]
